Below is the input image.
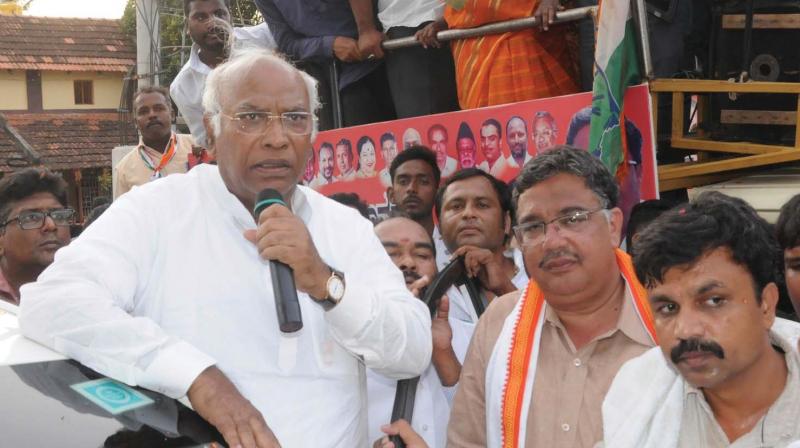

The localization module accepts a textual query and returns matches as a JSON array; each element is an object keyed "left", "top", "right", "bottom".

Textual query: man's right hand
[
  {"left": 333, "top": 36, "right": 363, "bottom": 63},
  {"left": 414, "top": 19, "right": 447, "bottom": 49},
  {"left": 451, "top": 245, "right": 517, "bottom": 297},
  {"left": 373, "top": 420, "right": 429, "bottom": 448},
  {"left": 188, "top": 366, "right": 281, "bottom": 448}
]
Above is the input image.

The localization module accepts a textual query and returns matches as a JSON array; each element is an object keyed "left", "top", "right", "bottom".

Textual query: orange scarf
[{"left": 486, "top": 248, "right": 656, "bottom": 448}]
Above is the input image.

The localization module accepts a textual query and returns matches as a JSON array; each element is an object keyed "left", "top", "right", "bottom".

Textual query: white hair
[{"left": 202, "top": 47, "right": 321, "bottom": 141}]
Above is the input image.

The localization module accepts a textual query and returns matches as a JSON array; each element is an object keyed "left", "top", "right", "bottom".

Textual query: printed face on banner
[
  {"left": 480, "top": 121, "right": 502, "bottom": 165},
  {"left": 381, "top": 134, "right": 398, "bottom": 168},
  {"left": 428, "top": 125, "right": 449, "bottom": 169},
  {"left": 335, "top": 140, "right": 353, "bottom": 177},
  {"left": 309, "top": 85, "right": 657, "bottom": 227},
  {"left": 533, "top": 112, "right": 558, "bottom": 154},
  {"left": 357, "top": 137, "right": 378, "bottom": 178},
  {"left": 302, "top": 152, "right": 315, "bottom": 184},
  {"left": 318, "top": 144, "right": 334, "bottom": 182},
  {"left": 403, "top": 128, "right": 422, "bottom": 149},
  {"left": 506, "top": 116, "right": 528, "bottom": 164}
]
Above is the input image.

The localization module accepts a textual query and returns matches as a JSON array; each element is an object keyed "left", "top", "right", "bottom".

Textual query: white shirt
[
  {"left": 378, "top": 0, "right": 444, "bottom": 30},
  {"left": 432, "top": 225, "right": 450, "bottom": 271},
  {"left": 442, "top": 249, "right": 528, "bottom": 402},
  {"left": 507, "top": 152, "right": 533, "bottom": 169},
  {"left": 477, "top": 155, "right": 510, "bottom": 179},
  {"left": 367, "top": 364, "right": 450, "bottom": 448},
  {"left": 170, "top": 23, "right": 276, "bottom": 146},
  {"left": 18, "top": 164, "right": 431, "bottom": 448},
  {"left": 440, "top": 156, "right": 457, "bottom": 179}
]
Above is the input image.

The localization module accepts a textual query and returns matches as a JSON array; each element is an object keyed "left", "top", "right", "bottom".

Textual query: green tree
[{"left": 120, "top": 0, "right": 262, "bottom": 88}]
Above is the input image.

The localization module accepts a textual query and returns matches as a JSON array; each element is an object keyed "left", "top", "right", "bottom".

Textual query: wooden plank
[
  {"left": 671, "top": 92, "right": 684, "bottom": 141},
  {"left": 722, "top": 13, "right": 800, "bottom": 29},
  {"left": 671, "top": 137, "right": 787, "bottom": 155},
  {"left": 720, "top": 109, "right": 797, "bottom": 126},
  {"left": 650, "top": 79, "right": 800, "bottom": 94},
  {"left": 796, "top": 95, "right": 800, "bottom": 149},
  {"left": 659, "top": 171, "right": 747, "bottom": 192},
  {"left": 658, "top": 149, "right": 800, "bottom": 180},
  {"left": 651, "top": 92, "right": 659, "bottom": 141}
]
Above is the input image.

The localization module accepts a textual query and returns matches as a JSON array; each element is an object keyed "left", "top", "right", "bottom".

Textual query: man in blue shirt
[{"left": 255, "top": 0, "right": 396, "bottom": 129}]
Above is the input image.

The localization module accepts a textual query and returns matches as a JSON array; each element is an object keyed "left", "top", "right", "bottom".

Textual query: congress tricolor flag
[{"left": 589, "top": 0, "right": 643, "bottom": 177}]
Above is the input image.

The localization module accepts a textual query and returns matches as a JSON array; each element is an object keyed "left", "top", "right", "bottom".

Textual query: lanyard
[{"left": 139, "top": 134, "right": 177, "bottom": 180}]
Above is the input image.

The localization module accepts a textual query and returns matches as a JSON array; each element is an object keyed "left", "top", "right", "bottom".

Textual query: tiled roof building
[
  {"left": 0, "top": 14, "right": 137, "bottom": 220},
  {"left": 0, "top": 15, "right": 135, "bottom": 72}
]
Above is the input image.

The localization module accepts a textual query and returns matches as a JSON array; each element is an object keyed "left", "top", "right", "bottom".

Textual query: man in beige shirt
[
  {"left": 114, "top": 86, "right": 193, "bottom": 199},
  {"left": 446, "top": 146, "right": 656, "bottom": 448},
  {"left": 601, "top": 192, "right": 800, "bottom": 448}
]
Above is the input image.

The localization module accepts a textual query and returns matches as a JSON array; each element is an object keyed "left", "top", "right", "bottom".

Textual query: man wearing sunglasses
[
  {"left": 447, "top": 147, "right": 656, "bottom": 448},
  {"left": 0, "top": 168, "right": 73, "bottom": 305}
]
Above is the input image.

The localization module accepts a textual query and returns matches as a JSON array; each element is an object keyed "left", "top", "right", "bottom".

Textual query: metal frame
[{"left": 651, "top": 79, "right": 800, "bottom": 191}]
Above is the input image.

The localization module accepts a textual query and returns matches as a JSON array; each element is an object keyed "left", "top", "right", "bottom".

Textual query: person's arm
[
  {"left": 245, "top": 203, "right": 432, "bottom": 379},
  {"left": 170, "top": 76, "right": 206, "bottom": 146},
  {"left": 254, "top": 0, "right": 336, "bottom": 60},
  {"left": 431, "top": 296, "right": 461, "bottom": 386},
  {"left": 113, "top": 158, "right": 131, "bottom": 200},
  {"left": 323, "top": 218, "right": 432, "bottom": 378},
  {"left": 19, "top": 191, "right": 214, "bottom": 398},
  {"left": 348, "top": 0, "right": 384, "bottom": 59},
  {"left": 452, "top": 245, "right": 518, "bottom": 297},
  {"left": 19, "top": 188, "right": 279, "bottom": 447},
  {"left": 447, "top": 307, "right": 491, "bottom": 448}
]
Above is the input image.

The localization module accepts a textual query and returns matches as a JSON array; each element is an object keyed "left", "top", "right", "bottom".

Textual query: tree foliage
[{"left": 120, "top": 0, "right": 261, "bottom": 88}]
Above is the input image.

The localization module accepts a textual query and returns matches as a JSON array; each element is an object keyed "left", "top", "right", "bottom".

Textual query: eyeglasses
[
  {"left": 222, "top": 111, "right": 314, "bottom": 136},
  {"left": 513, "top": 207, "right": 606, "bottom": 246},
  {"left": 1, "top": 208, "right": 76, "bottom": 230}
]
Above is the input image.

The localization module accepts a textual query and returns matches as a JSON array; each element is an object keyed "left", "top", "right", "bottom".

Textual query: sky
[{"left": 26, "top": 0, "right": 128, "bottom": 19}]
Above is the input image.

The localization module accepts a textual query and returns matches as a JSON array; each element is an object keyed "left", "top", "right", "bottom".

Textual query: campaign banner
[{"left": 302, "top": 84, "right": 656, "bottom": 220}]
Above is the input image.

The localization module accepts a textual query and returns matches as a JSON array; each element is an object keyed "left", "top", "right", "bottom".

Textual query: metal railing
[{"left": 382, "top": 6, "right": 598, "bottom": 51}]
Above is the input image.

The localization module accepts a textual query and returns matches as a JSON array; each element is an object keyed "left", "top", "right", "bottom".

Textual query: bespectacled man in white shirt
[{"left": 19, "top": 48, "right": 431, "bottom": 448}]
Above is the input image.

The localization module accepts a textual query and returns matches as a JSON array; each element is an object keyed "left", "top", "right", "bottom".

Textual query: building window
[{"left": 74, "top": 80, "right": 94, "bottom": 105}]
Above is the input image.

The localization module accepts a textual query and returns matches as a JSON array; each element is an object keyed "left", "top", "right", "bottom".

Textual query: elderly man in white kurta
[{"left": 19, "top": 48, "right": 431, "bottom": 448}]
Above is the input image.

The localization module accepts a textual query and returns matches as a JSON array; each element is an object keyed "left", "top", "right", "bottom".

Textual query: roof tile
[
  {"left": 0, "top": 113, "right": 138, "bottom": 172},
  {"left": 0, "top": 16, "right": 135, "bottom": 73}
]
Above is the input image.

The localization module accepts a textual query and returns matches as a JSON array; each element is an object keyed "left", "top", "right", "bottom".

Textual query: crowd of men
[{"left": 1, "top": 0, "right": 799, "bottom": 447}]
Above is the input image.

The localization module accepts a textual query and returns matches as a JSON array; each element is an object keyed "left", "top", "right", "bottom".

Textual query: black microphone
[{"left": 254, "top": 189, "right": 303, "bottom": 333}]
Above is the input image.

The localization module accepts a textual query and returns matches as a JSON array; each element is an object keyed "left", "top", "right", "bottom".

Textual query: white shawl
[{"left": 601, "top": 318, "right": 800, "bottom": 448}]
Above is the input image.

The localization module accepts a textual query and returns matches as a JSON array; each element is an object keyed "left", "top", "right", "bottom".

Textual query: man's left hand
[
  {"left": 451, "top": 245, "right": 516, "bottom": 297},
  {"left": 357, "top": 28, "right": 385, "bottom": 60},
  {"left": 533, "top": 0, "right": 564, "bottom": 31},
  {"left": 244, "top": 205, "right": 330, "bottom": 300}
]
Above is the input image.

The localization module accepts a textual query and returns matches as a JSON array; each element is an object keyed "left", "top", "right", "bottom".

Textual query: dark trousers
[
  {"left": 299, "top": 60, "right": 396, "bottom": 131},
  {"left": 384, "top": 24, "right": 460, "bottom": 119}
]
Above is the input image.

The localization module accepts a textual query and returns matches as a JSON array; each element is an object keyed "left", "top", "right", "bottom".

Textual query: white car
[{"left": 0, "top": 301, "right": 223, "bottom": 447}]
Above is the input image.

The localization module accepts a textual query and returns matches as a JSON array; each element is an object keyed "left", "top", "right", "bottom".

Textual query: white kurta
[
  {"left": 19, "top": 164, "right": 432, "bottom": 448},
  {"left": 367, "top": 364, "right": 450, "bottom": 448}
]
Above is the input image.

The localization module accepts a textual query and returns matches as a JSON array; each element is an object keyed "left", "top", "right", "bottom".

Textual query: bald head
[{"left": 375, "top": 217, "right": 437, "bottom": 287}]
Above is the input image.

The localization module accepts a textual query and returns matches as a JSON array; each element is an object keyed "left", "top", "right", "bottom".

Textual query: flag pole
[{"left": 632, "top": 0, "right": 654, "bottom": 80}]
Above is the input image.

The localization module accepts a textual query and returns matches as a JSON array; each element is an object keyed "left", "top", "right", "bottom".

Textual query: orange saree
[{"left": 444, "top": 0, "right": 579, "bottom": 110}]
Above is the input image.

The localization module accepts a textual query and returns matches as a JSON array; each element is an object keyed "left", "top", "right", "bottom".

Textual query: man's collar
[
  {"left": 137, "top": 133, "right": 175, "bottom": 152},
  {"left": 188, "top": 43, "right": 213, "bottom": 75},
  {"left": 0, "top": 265, "right": 19, "bottom": 305},
  {"left": 203, "top": 165, "right": 313, "bottom": 228},
  {"left": 543, "top": 275, "right": 655, "bottom": 349}
]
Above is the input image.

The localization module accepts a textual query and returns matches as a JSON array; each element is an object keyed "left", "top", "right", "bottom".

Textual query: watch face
[{"left": 329, "top": 276, "right": 345, "bottom": 301}]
